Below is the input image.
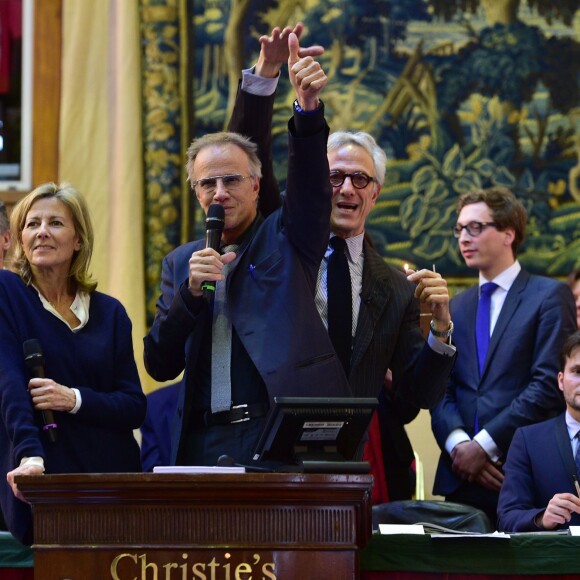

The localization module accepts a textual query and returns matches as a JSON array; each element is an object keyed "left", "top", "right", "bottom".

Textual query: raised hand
[
  {"left": 288, "top": 32, "right": 327, "bottom": 111},
  {"left": 256, "top": 23, "right": 324, "bottom": 78},
  {"left": 406, "top": 267, "right": 451, "bottom": 341}
]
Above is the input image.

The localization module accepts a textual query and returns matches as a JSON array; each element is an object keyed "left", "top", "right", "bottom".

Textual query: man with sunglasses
[
  {"left": 431, "top": 186, "right": 576, "bottom": 525},
  {"left": 226, "top": 25, "right": 457, "bottom": 498},
  {"left": 144, "top": 34, "right": 352, "bottom": 468}
]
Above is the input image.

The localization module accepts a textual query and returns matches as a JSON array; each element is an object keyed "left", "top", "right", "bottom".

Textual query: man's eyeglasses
[
  {"left": 192, "top": 174, "right": 251, "bottom": 194},
  {"left": 329, "top": 170, "right": 376, "bottom": 189},
  {"left": 452, "top": 221, "right": 498, "bottom": 238}
]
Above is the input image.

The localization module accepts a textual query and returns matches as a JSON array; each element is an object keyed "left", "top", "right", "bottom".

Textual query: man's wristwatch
[
  {"left": 430, "top": 319, "right": 454, "bottom": 338},
  {"left": 293, "top": 99, "right": 320, "bottom": 114}
]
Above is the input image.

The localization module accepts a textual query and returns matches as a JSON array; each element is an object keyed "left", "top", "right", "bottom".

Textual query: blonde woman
[{"left": 0, "top": 183, "right": 145, "bottom": 545}]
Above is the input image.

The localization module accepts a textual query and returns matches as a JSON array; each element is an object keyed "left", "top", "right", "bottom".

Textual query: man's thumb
[
  {"left": 221, "top": 251, "right": 237, "bottom": 265},
  {"left": 288, "top": 32, "right": 300, "bottom": 64}
]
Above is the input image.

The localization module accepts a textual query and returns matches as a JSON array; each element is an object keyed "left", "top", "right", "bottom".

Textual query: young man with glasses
[
  {"left": 431, "top": 186, "right": 576, "bottom": 526},
  {"left": 226, "top": 24, "right": 457, "bottom": 498},
  {"left": 144, "top": 34, "right": 353, "bottom": 468}
]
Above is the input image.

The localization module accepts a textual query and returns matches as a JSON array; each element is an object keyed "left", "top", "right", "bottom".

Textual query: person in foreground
[
  {"left": 431, "top": 186, "right": 577, "bottom": 526},
  {"left": 144, "top": 34, "right": 352, "bottom": 468},
  {"left": 498, "top": 331, "right": 580, "bottom": 531},
  {"left": 0, "top": 183, "right": 146, "bottom": 545}
]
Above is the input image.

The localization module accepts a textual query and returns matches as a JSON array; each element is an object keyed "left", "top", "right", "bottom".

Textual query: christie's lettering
[{"left": 110, "top": 552, "right": 276, "bottom": 580}]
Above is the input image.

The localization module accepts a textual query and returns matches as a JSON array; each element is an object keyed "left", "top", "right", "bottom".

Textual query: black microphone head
[
  {"left": 206, "top": 204, "right": 225, "bottom": 231},
  {"left": 23, "top": 339, "right": 44, "bottom": 366},
  {"left": 217, "top": 454, "right": 235, "bottom": 467}
]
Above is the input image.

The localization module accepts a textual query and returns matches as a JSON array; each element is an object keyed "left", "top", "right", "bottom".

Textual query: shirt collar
[
  {"left": 33, "top": 285, "right": 91, "bottom": 331},
  {"left": 566, "top": 410, "right": 580, "bottom": 441},
  {"left": 328, "top": 232, "right": 364, "bottom": 263},
  {"left": 479, "top": 260, "right": 521, "bottom": 292}
]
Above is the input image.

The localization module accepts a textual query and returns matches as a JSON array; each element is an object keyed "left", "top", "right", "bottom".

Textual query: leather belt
[{"left": 198, "top": 403, "right": 267, "bottom": 427}]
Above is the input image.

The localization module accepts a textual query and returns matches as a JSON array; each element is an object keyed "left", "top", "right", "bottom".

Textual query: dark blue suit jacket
[
  {"left": 140, "top": 383, "right": 179, "bottom": 472},
  {"left": 497, "top": 414, "right": 580, "bottom": 532},
  {"left": 228, "top": 86, "right": 455, "bottom": 407},
  {"left": 0, "top": 272, "right": 145, "bottom": 545},
  {"left": 144, "top": 108, "right": 352, "bottom": 464},
  {"left": 226, "top": 85, "right": 456, "bottom": 490},
  {"left": 431, "top": 269, "right": 576, "bottom": 498}
]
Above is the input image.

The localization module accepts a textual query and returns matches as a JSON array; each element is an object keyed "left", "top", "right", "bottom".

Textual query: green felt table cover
[
  {"left": 3, "top": 529, "right": 578, "bottom": 574},
  {"left": 0, "top": 532, "right": 33, "bottom": 568},
  {"left": 361, "top": 533, "right": 580, "bottom": 575}
]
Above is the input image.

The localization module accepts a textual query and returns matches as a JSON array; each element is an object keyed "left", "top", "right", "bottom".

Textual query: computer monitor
[{"left": 252, "top": 396, "right": 378, "bottom": 473}]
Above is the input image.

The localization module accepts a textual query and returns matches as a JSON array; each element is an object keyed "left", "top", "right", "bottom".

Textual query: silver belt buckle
[{"left": 230, "top": 403, "right": 250, "bottom": 424}]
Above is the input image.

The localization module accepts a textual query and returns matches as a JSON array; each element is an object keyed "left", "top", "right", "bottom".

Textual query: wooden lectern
[{"left": 17, "top": 473, "right": 373, "bottom": 580}]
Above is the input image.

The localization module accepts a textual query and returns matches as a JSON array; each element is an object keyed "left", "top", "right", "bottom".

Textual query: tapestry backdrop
[{"left": 142, "top": 0, "right": 580, "bottom": 323}]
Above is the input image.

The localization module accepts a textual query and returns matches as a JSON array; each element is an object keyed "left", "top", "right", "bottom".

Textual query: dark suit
[
  {"left": 227, "top": 83, "right": 456, "bottom": 485},
  {"left": 432, "top": 270, "right": 577, "bottom": 518},
  {"left": 144, "top": 105, "right": 352, "bottom": 465},
  {"left": 352, "top": 242, "right": 454, "bottom": 404},
  {"left": 377, "top": 386, "right": 420, "bottom": 500},
  {"left": 140, "top": 383, "right": 179, "bottom": 472},
  {"left": 353, "top": 242, "right": 456, "bottom": 496},
  {"left": 497, "top": 414, "right": 580, "bottom": 532}
]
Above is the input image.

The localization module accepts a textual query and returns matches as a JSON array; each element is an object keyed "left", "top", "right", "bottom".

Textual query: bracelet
[
  {"left": 430, "top": 319, "right": 454, "bottom": 338},
  {"left": 293, "top": 99, "right": 320, "bottom": 114}
]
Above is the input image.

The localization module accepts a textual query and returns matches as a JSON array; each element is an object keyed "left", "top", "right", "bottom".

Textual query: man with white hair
[{"left": 230, "top": 25, "right": 456, "bottom": 497}]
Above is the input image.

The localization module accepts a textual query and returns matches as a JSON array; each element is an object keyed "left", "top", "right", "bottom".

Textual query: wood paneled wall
[{"left": 0, "top": 0, "right": 62, "bottom": 211}]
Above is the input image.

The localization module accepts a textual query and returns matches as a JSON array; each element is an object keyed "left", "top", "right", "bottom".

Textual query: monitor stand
[
  {"left": 277, "top": 452, "right": 371, "bottom": 474},
  {"left": 298, "top": 460, "right": 371, "bottom": 474}
]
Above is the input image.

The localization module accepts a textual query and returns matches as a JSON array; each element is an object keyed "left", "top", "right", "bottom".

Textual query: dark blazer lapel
[
  {"left": 483, "top": 269, "right": 529, "bottom": 376},
  {"left": 554, "top": 414, "right": 577, "bottom": 485},
  {"left": 225, "top": 214, "right": 263, "bottom": 292},
  {"left": 462, "top": 287, "right": 480, "bottom": 380},
  {"left": 351, "top": 242, "right": 390, "bottom": 370}
]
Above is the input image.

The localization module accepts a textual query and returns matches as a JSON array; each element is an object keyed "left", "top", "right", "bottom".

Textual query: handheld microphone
[
  {"left": 201, "top": 203, "right": 225, "bottom": 301},
  {"left": 23, "top": 339, "right": 57, "bottom": 443}
]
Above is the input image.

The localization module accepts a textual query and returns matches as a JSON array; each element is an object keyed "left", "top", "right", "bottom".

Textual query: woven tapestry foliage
[
  {"left": 143, "top": 0, "right": 580, "bottom": 320},
  {"left": 142, "top": 1, "right": 187, "bottom": 323}
]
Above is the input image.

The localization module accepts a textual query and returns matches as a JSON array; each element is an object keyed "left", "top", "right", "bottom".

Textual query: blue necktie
[
  {"left": 476, "top": 282, "right": 498, "bottom": 376},
  {"left": 574, "top": 432, "right": 580, "bottom": 478}
]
